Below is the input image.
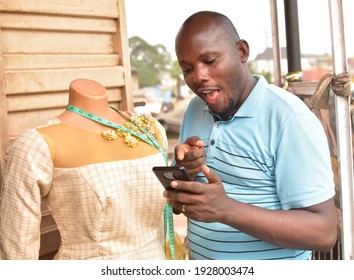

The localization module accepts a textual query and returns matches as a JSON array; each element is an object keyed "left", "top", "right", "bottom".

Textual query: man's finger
[
  {"left": 185, "top": 136, "right": 204, "bottom": 148},
  {"left": 175, "top": 144, "right": 188, "bottom": 161},
  {"left": 202, "top": 164, "right": 220, "bottom": 184},
  {"left": 170, "top": 180, "right": 202, "bottom": 194}
]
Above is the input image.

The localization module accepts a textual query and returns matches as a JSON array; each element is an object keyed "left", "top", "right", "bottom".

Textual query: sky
[{"left": 125, "top": 0, "right": 354, "bottom": 61}]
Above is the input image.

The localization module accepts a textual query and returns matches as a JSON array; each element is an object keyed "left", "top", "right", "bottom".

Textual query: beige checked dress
[{"left": 0, "top": 117, "right": 168, "bottom": 260}]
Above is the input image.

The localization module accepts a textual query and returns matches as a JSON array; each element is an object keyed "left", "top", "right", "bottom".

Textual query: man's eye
[
  {"left": 206, "top": 58, "right": 216, "bottom": 64},
  {"left": 182, "top": 68, "right": 191, "bottom": 73}
]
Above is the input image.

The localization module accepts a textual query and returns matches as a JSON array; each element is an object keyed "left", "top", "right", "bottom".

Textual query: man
[{"left": 164, "top": 11, "right": 337, "bottom": 260}]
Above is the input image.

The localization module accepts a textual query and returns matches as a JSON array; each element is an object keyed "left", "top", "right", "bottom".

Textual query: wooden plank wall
[{"left": 0, "top": 0, "right": 133, "bottom": 259}]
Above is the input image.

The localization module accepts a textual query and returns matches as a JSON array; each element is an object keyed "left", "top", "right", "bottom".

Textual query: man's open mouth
[{"left": 197, "top": 87, "right": 220, "bottom": 103}]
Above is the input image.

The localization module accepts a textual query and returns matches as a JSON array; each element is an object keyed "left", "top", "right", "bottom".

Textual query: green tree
[
  {"left": 170, "top": 60, "right": 183, "bottom": 98},
  {"left": 248, "top": 61, "right": 272, "bottom": 83},
  {"left": 129, "top": 36, "right": 171, "bottom": 88}
]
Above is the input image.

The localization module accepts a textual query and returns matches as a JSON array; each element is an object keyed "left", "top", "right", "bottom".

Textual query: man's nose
[{"left": 193, "top": 65, "right": 209, "bottom": 84}]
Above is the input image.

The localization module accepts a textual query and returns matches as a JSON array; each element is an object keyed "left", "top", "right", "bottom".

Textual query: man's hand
[
  {"left": 164, "top": 164, "right": 230, "bottom": 222},
  {"left": 174, "top": 136, "right": 205, "bottom": 177}
]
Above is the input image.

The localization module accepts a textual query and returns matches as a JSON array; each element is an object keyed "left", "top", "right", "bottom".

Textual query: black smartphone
[{"left": 152, "top": 166, "right": 192, "bottom": 190}]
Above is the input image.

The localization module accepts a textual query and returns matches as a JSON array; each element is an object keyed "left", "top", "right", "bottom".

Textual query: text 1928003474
[{"left": 100, "top": 265, "right": 255, "bottom": 276}]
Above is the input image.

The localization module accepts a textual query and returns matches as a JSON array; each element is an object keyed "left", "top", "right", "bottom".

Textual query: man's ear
[{"left": 237, "top": 39, "right": 250, "bottom": 63}]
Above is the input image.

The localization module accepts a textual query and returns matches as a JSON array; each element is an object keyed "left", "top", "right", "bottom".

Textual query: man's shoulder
[{"left": 265, "top": 84, "right": 312, "bottom": 115}]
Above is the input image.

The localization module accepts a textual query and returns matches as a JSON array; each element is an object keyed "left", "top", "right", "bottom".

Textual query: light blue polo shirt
[{"left": 177, "top": 75, "right": 335, "bottom": 260}]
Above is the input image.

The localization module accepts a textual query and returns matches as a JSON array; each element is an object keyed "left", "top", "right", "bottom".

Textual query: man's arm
[{"left": 165, "top": 165, "right": 337, "bottom": 252}]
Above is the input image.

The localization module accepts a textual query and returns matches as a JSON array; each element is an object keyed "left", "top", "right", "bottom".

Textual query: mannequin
[
  {"left": 0, "top": 79, "right": 168, "bottom": 260},
  {"left": 58, "top": 79, "right": 126, "bottom": 132}
]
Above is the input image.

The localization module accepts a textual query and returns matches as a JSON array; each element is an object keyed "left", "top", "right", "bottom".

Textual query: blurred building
[{"left": 252, "top": 47, "right": 354, "bottom": 83}]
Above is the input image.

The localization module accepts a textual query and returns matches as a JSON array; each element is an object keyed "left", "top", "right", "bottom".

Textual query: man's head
[{"left": 175, "top": 11, "right": 255, "bottom": 120}]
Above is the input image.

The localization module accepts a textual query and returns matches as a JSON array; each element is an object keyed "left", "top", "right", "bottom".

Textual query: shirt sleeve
[
  {"left": 275, "top": 113, "right": 335, "bottom": 210},
  {"left": 0, "top": 129, "right": 53, "bottom": 259}
]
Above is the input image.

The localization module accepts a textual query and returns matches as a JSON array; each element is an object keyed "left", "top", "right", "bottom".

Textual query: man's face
[{"left": 175, "top": 23, "right": 247, "bottom": 119}]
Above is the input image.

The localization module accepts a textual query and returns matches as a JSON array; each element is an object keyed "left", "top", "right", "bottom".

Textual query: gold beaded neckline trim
[
  {"left": 102, "top": 112, "right": 155, "bottom": 147},
  {"left": 65, "top": 105, "right": 157, "bottom": 149}
]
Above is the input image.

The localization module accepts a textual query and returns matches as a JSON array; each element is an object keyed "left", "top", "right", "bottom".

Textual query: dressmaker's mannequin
[
  {"left": 57, "top": 78, "right": 126, "bottom": 132},
  {"left": 0, "top": 78, "right": 168, "bottom": 260}
]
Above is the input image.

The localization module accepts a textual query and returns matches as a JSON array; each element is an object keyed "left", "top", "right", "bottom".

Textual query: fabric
[
  {"left": 177, "top": 75, "right": 335, "bottom": 260},
  {"left": 0, "top": 117, "right": 168, "bottom": 260},
  {"left": 164, "top": 231, "right": 187, "bottom": 260},
  {"left": 308, "top": 72, "right": 352, "bottom": 110}
]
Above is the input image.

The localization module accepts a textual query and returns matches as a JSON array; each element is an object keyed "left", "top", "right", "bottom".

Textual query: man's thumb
[{"left": 202, "top": 164, "right": 219, "bottom": 184}]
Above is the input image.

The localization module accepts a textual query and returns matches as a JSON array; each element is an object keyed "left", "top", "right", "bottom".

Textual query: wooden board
[
  {"left": 5, "top": 66, "right": 125, "bottom": 95},
  {"left": 0, "top": 0, "right": 120, "bottom": 18},
  {"left": 0, "top": 0, "right": 133, "bottom": 259},
  {"left": 3, "top": 53, "right": 120, "bottom": 70}
]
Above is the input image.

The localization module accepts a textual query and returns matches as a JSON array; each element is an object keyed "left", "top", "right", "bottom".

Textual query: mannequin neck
[
  {"left": 67, "top": 79, "right": 110, "bottom": 116},
  {"left": 57, "top": 79, "right": 125, "bottom": 131}
]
